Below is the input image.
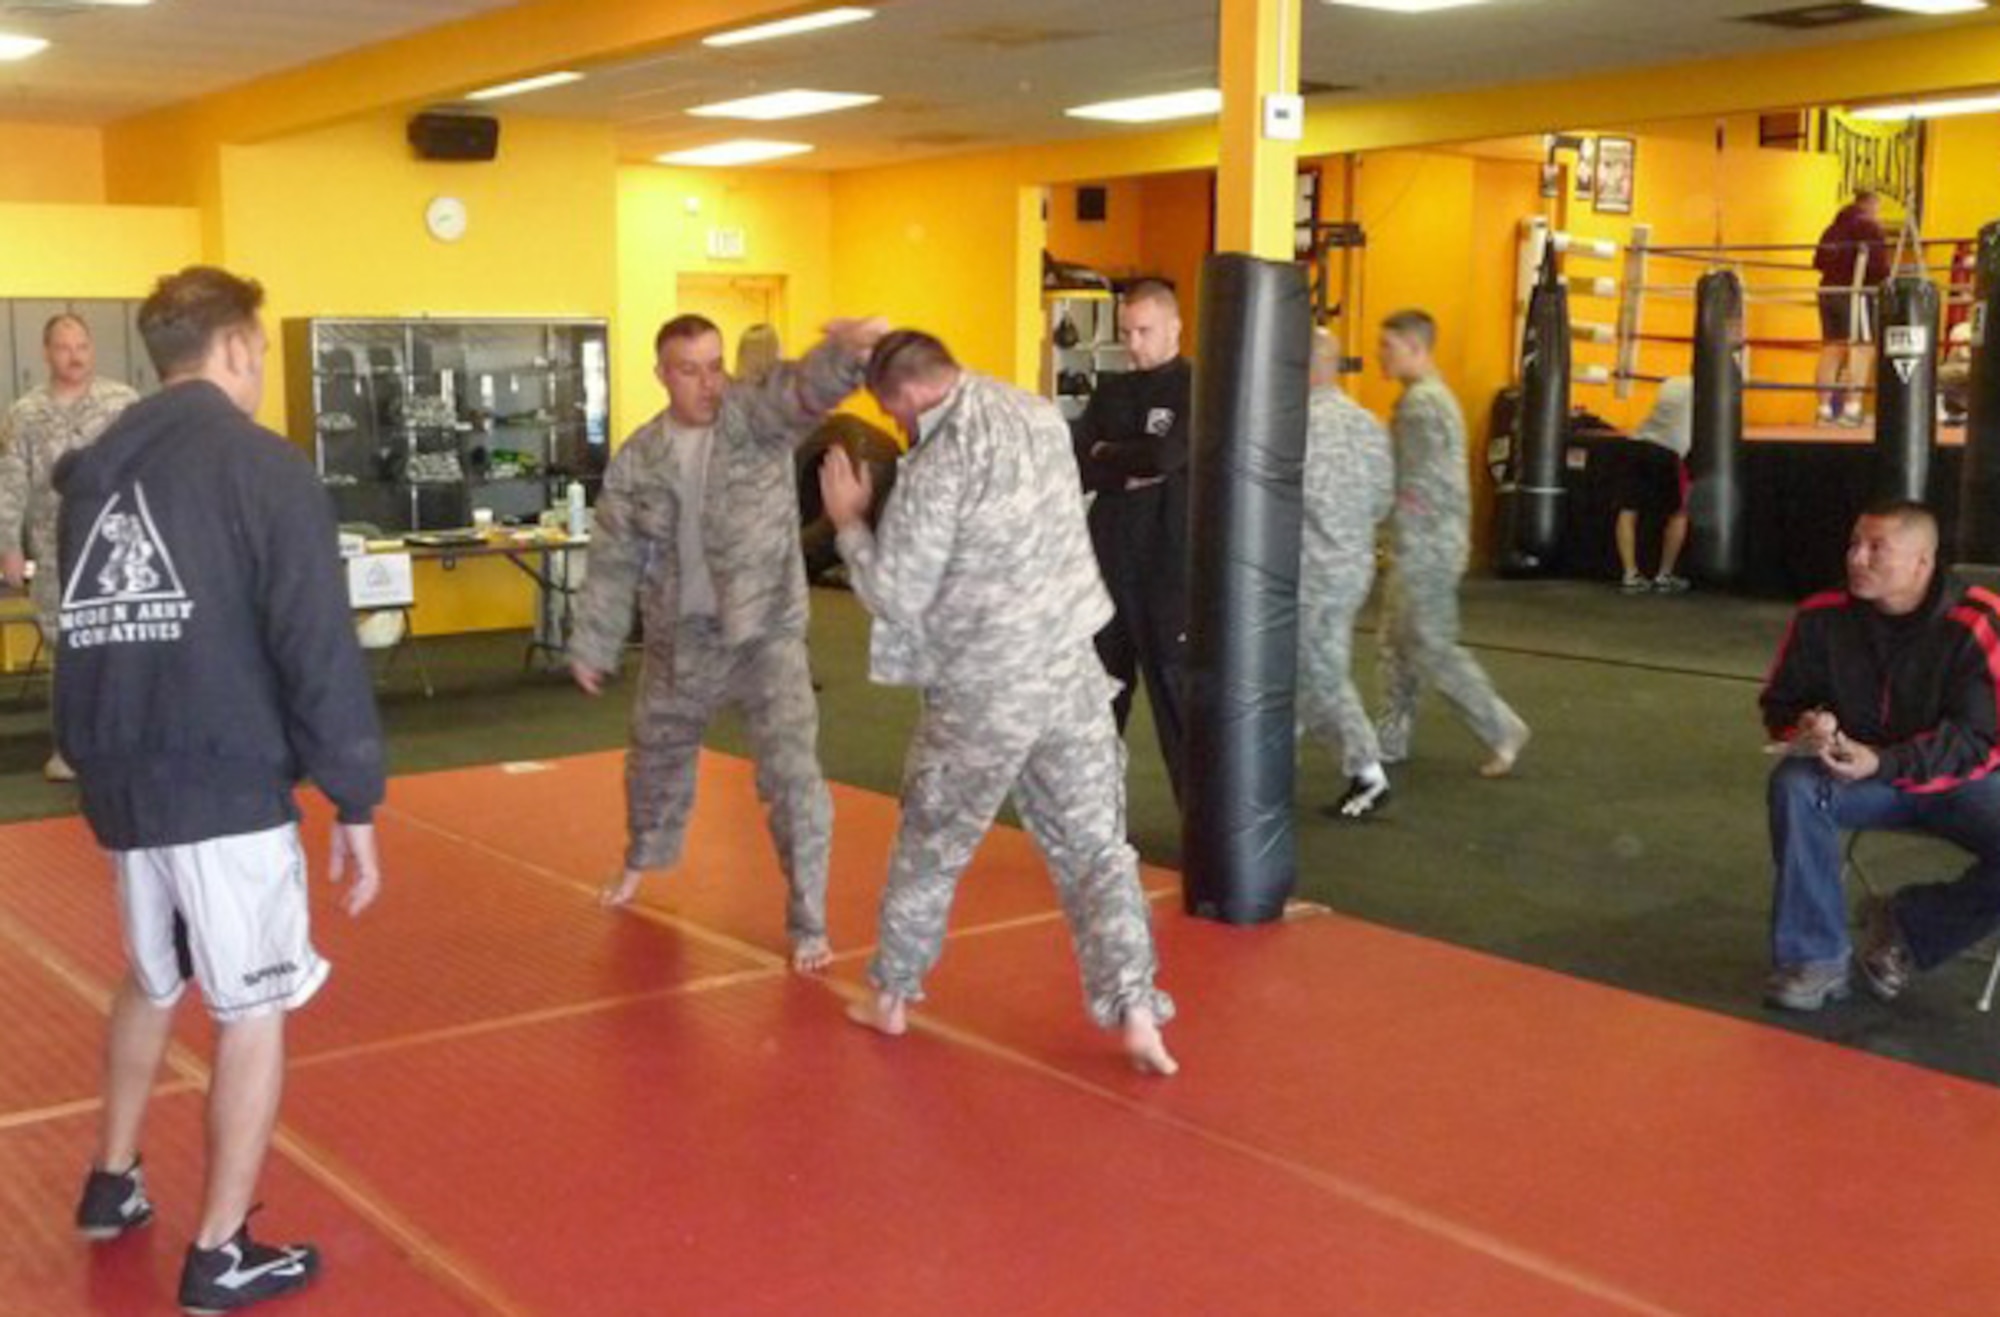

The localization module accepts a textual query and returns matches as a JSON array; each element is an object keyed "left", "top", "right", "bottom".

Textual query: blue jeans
[{"left": 1768, "top": 758, "right": 2000, "bottom": 969}]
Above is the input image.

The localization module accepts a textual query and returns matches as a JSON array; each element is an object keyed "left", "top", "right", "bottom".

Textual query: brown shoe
[
  {"left": 43, "top": 752, "right": 75, "bottom": 783},
  {"left": 1859, "top": 897, "right": 1914, "bottom": 1002}
]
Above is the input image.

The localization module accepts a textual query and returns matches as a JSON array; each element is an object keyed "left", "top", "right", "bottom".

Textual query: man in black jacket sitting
[
  {"left": 1761, "top": 500, "right": 2000, "bottom": 1010},
  {"left": 54, "top": 266, "right": 386, "bottom": 1313}
]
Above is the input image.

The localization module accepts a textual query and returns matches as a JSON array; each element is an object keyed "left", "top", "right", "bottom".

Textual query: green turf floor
[{"left": 7, "top": 577, "right": 1998, "bottom": 1085}]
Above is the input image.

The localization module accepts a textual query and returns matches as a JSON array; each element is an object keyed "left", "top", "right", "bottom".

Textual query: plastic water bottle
[{"left": 566, "top": 480, "right": 587, "bottom": 537}]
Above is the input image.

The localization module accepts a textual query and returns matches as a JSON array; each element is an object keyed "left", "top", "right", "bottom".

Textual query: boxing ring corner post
[{"left": 1182, "top": 253, "right": 1310, "bottom": 926}]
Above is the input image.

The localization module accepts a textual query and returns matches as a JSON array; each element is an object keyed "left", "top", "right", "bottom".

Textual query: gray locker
[
  {"left": 1, "top": 298, "right": 152, "bottom": 401},
  {"left": 71, "top": 299, "right": 133, "bottom": 387},
  {"left": 10, "top": 300, "right": 67, "bottom": 400},
  {"left": 0, "top": 312, "right": 15, "bottom": 412}
]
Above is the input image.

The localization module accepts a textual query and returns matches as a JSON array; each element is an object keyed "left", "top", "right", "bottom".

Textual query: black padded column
[{"left": 1181, "top": 254, "right": 1311, "bottom": 926}]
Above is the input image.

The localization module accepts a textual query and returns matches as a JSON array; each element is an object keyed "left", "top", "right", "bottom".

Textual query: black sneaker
[
  {"left": 75, "top": 1160, "right": 154, "bottom": 1240},
  {"left": 1322, "top": 774, "right": 1391, "bottom": 821},
  {"left": 178, "top": 1217, "right": 319, "bottom": 1315}
]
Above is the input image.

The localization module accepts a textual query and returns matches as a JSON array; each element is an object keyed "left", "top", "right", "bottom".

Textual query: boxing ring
[{"left": 1499, "top": 218, "right": 1983, "bottom": 590}]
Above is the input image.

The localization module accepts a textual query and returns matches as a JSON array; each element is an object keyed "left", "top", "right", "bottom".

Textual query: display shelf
[{"left": 287, "top": 316, "right": 611, "bottom": 534}]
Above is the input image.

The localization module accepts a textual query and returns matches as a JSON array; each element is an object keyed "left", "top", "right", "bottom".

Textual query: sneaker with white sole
[
  {"left": 1619, "top": 571, "right": 1650, "bottom": 594},
  {"left": 1764, "top": 959, "right": 1852, "bottom": 1012},
  {"left": 1652, "top": 574, "right": 1692, "bottom": 594},
  {"left": 75, "top": 1160, "right": 154, "bottom": 1241},
  {"left": 178, "top": 1217, "right": 319, "bottom": 1315},
  {"left": 1324, "top": 773, "right": 1391, "bottom": 821}
]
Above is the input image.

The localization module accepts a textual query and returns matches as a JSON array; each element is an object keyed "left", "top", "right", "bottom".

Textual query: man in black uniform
[{"left": 1072, "top": 279, "right": 1192, "bottom": 803}]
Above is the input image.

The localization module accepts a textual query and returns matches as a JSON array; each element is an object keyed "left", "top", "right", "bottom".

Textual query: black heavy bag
[
  {"left": 1687, "top": 269, "right": 1746, "bottom": 585},
  {"left": 1496, "top": 248, "right": 1571, "bottom": 574},
  {"left": 1873, "top": 274, "right": 1940, "bottom": 505},
  {"left": 1182, "top": 254, "right": 1310, "bottom": 926},
  {"left": 1959, "top": 222, "right": 2000, "bottom": 561}
]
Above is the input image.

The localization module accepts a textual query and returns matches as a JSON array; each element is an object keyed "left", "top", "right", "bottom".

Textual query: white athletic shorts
[{"left": 112, "top": 823, "right": 331, "bottom": 1022}]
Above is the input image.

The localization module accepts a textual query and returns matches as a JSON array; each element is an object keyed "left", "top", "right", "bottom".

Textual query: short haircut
[
  {"left": 1859, "top": 498, "right": 1938, "bottom": 544},
  {"left": 43, "top": 312, "right": 89, "bottom": 347},
  {"left": 865, "top": 329, "right": 958, "bottom": 395},
  {"left": 1121, "top": 278, "right": 1179, "bottom": 315},
  {"left": 1855, "top": 189, "right": 1880, "bottom": 204},
  {"left": 137, "top": 266, "right": 265, "bottom": 378},
  {"left": 654, "top": 314, "right": 721, "bottom": 357},
  {"left": 1381, "top": 309, "right": 1436, "bottom": 350}
]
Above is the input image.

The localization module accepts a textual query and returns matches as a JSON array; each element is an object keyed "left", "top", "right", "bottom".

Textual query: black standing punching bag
[
  {"left": 1688, "top": 270, "right": 1746, "bottom": 585},
  {"left": 1958, "top": 222, "right": 2000, "bottom": 561},
  {"left": 1182, "top": 255, "right": 1311, "bottom": 926},
  {"left": 1497, "top": 248, "right": 1571, "bottom": 574},
  {"left": 1873, "top": 274, "right": 1940, "bottom": 505}
]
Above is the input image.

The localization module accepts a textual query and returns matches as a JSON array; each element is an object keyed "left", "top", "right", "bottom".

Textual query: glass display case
[
  {"left": 1041, "top": 292, "right": 1127, "bottom": 423},
  {"left": 286, "top": 317, "right": 610, "bottom": 533}
]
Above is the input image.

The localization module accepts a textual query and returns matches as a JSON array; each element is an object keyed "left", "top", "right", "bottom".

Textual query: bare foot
[
  {"left": 791, "top": 936, "right": 833, "bottom": 974},
  {"left": 1122, "top": 1007, "right": 1179, "bottom": 1077},
  {"left": 598, "top": 867, "right": 647, "bottom": 907},
  {"left": 846, "top": 991, "right": 908, "bottom": 1037},
  {"left": 1479, "top": 719, "right": 1531, "bottom": 779}
]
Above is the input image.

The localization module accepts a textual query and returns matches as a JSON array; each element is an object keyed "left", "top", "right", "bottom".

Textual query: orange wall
[
  {"left": 1046, "top": 180, "right": 1147, "bottom": 278},
  {"left": 0, "top": 123, "right": 105, "bottom": 204},
  {"left": 1927, "top": 113, "right": 2000, "bottom": 247}
]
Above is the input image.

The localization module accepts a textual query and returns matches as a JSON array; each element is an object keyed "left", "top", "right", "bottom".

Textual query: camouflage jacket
[
  {"left": 569, "top": 340, "right": 864, "bottom": 673},
  {"left": 1302, "top": 384, "right": 1394, "bottom": 596},
  {"left": 1387, "top": 373, "right": 1471, "bottom": 571},
  {"left": 0, "top": 378, "right": 140, "bottom": 561},
  {"left": 836, "top": 372, "right": 1112, "bottom": 690}
]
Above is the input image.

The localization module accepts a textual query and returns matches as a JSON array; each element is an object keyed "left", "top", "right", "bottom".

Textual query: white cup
[{"left": 471, "top": 507, "right": 495, "bottom": 532}]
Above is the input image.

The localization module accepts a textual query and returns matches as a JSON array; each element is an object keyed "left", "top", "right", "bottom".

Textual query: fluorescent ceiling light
[
  {"left": 1852, "top": 92, "right": 2000, "bottom": 120},
  {"left": 688, "top": 89, "right": 880, "bottom": 120},
  {"left": 0, "top": 33, "right": 49, "bottom": 61},
  {"left": 1066, "top": 89, "right": 1223, "bottom": 124},
  {"left": 1862, "top": 0, "right": 1987, "bottom": 13},
  {"left": 466, "top": 71, "right": 584, "bottom": 101},
  {"left": 1322, "top": 0, "right": 1490, "bottom": 11},
  {"left": 655, "top": 139, "right": 815, "bottom": 167},
  {"left": 703, "top": 7, "right": 874, "bottom": 47}
]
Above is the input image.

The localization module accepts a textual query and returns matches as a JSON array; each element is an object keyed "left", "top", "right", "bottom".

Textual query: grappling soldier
[
  {"left": 569, "top": 314, "right": 887, "bottom": 972},
  {"left": 820, "top": 329, "right": 1177, "bottom": 1075}
]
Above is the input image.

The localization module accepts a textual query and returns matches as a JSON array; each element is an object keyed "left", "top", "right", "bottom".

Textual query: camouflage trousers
[
  {"left": 869, "top": 644, "right": 1174, "bottom": 1030},
  {"left": 1298, "top": 573, "right": 1380, "bottom": 778},
  {"left": 1375, "top": 556, "right": 1523, "bottom": 759},
  {"left": 625, "top": 619, "right": 831, "bottom": 942}
]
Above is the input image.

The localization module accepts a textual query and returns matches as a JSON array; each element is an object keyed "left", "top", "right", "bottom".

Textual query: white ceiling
[
  {"left": 0, "top": 0, "right": 517, "bottom": 121},
  {"left": 0, "top": 0, "right": 1992, "bottom": 169}
]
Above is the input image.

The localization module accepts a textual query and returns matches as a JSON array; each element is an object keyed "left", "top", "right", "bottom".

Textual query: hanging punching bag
[
  {"left": 1957, "top": 222, "right": 2000, "bottom": 562},
  {"left": 1687, "top": 269, "right": 1746, "bottom": 585},
  {"left": 1873, "top": 274, "right": 1940, "bottom": 506},
  {"left": 1182, "top": 255, "right": 1311, "bottom": 926},
  {"left": 1497, "top": 247, "right": 1571, "bottom": 574}
]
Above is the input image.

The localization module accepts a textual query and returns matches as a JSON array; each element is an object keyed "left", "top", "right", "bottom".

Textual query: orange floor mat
[{"left": 3, "top": 748, "right": 2000, "bottom": 1316}]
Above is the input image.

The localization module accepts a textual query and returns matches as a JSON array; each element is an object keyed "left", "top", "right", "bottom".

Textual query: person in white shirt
[{"left": 1612, "top": 375, "right": 1693, "bottom": 594}]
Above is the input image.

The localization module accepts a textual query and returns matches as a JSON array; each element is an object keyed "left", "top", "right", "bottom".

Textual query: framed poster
[
  {"left": 1594, "top": 136, "right": 1636, "bottom": 215},
  {"left": 1573, "top": 137, "right": 1597, "bottom": 200}
]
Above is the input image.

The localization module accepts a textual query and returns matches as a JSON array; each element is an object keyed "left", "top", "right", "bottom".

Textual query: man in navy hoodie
[{"left": 54, "top": 265, "right": 386, "bottom": 1314}]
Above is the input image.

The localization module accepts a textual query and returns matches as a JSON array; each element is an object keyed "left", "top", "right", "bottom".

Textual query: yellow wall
[
  {"left": 614, "top": 164, "right": 834, "bottom": 438},
  {"left": 1927, "top": 113, "right": 2000, "bottom": 247},
  {"left": 0, "top": 123, "right": 106, "bottom": 205},
  {"left": 0, "top": 202, "right": 200, "bottom": 295},
  {"left": 212, "top": 112, "right": 621, "bottom": 634},
  {"left": 1137, "top": 171, "right": 1215, "bottom": 353}
]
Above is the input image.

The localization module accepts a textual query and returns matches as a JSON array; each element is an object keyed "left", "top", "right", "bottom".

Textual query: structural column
[
  {"left": 1184, "top": 0, "right": 1308, "bottom": 924},
  {"left": 1216, "top": 0, "right": 1303, "bottom": 260}
]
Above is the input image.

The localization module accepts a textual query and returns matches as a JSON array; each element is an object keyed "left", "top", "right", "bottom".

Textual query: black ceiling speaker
[{"left": 408, "top": 112, "right": 501, "bottom": 162}]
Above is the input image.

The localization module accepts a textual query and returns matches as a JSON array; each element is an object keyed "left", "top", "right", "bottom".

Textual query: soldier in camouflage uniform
[
  {"left": 0, "top": 313, "right": 139, "bottom": 781},
  {"left": 1298, "top": 332, "right": 1396, "bottom": 819},
  {"left": 819, "top": 329, "right": 1177, "bottom": 1076},
  {"left": 1371, "top": 310, "right": 1530, "bottom": 778},
  {"left": 568, "top": 314, "right": 885, "bottom": 972}
]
